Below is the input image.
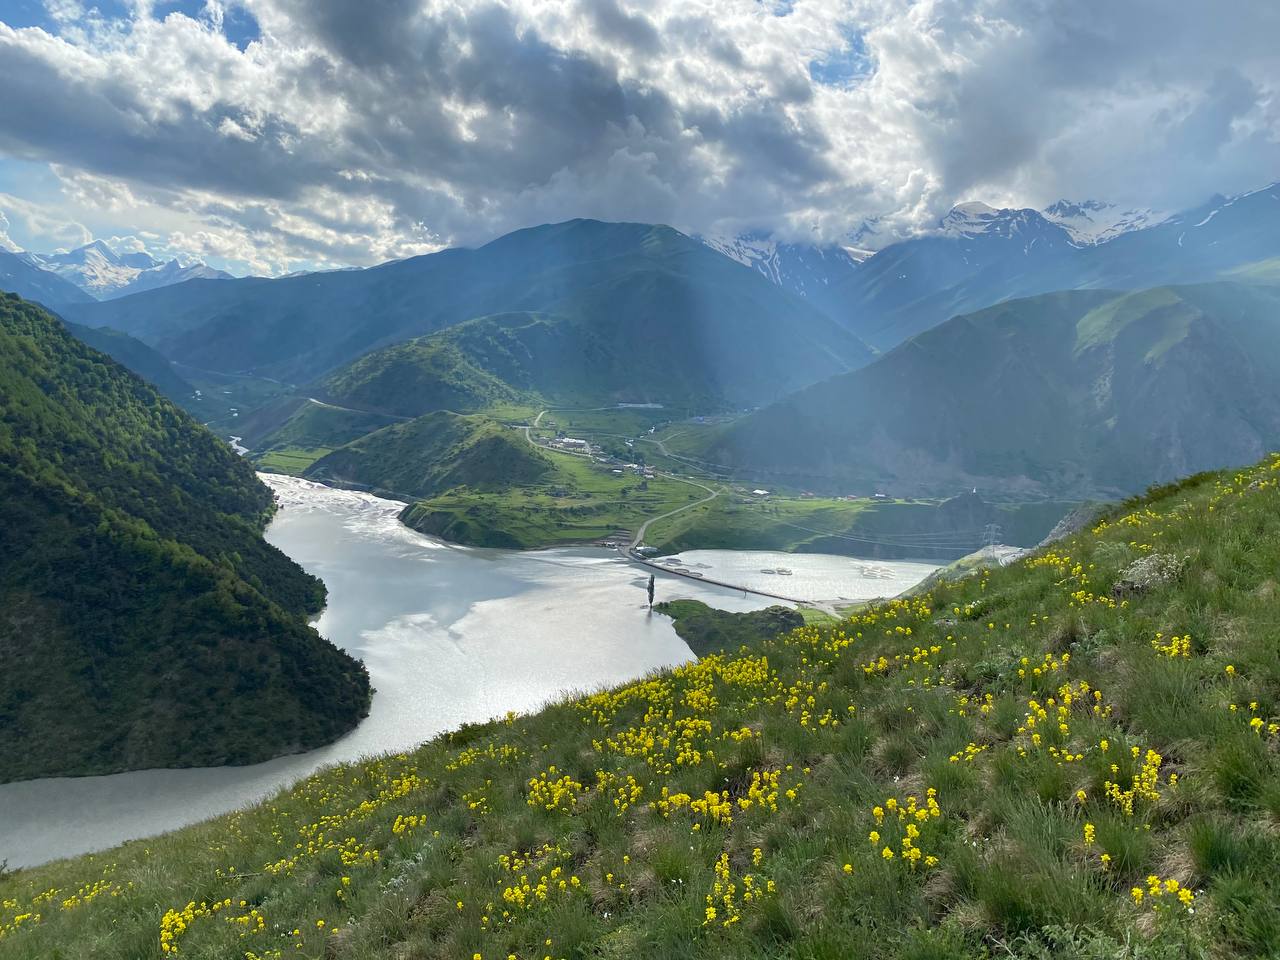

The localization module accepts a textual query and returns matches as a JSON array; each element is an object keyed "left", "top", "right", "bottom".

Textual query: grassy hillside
[
  {"left": 301, "top": 410, "right": 717, "bottom": 549},
  {"left": 656, "top": 600, "right": 805, "bottom": 657},
  {"left": 0, "top": 292, "right": 370, "bottom": 780},
  {"left": 6, "top": 453, "right": 1280, "bottom": 957},
  {"left": 245, "top": 398, "right": 408, "bottom": 474},
  {"left": 318, "top": 327, "right": 534, "bottom": 418},
  {"left": 398, "top": 445, "right": 710, "bottom": 549},
  {"left": 693, "top": 282, "right": 1280, "bottom": 499},
  {"left": 304, "top": 411, "right": 553, "bottom": 501}
]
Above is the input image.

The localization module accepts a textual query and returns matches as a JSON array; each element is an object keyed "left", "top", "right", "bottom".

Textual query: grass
[
  {"left": 254, "top": 446, "right": 335, "bottom": 473},
  {"left": 401, "top": 452, "right": 710, "bottom": 548},
  {"left": 14, "top": 455, "right": 1280, "bottom": 957}
]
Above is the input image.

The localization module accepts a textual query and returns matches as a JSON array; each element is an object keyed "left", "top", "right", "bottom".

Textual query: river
[{"left": 0, "top": 476, "right": 936, "bottom": 868}]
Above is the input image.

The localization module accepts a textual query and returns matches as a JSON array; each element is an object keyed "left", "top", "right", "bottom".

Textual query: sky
[{"left": 0, "top": 0, "right": 1277, "bottom": 276}]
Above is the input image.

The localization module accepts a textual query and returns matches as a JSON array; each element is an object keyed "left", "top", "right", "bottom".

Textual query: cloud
[
  {"left": 0, "top": 189, "right": 93, "bottom": 250},
  {"left": 0, "top": 0, "right": 1275, "bottom": 273},
  {"left": 0, "top": 209, "right": 19, "bottom": 252}
]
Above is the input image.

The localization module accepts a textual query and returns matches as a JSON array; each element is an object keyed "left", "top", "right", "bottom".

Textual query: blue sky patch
[{"left": 809, "top": 27, "right": 874, "bottom": 88}]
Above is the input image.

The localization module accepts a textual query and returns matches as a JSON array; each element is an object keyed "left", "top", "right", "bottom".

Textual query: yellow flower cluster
[
  {"left": 1151, "top": 633, "right": 1192, "bottom": 658},
  {"left": 391, "top": 813, "right": 427, "bottom": 835},
  {"left": 1016, "top": 680, "right": 1107, "bottom": 757},
  {"left": 703, "top": 851, "right": 773, "bottom": 928},
  {"left": 159, "top": 897, "right": 235, "bottom": 954},
  {"left": 446, "top": 741, "right": 525, "bottom": 771},
  {"left": 948, "top": 742, "right": 988, "bottom": 763},
  {"left": 498, "top": 845, "right": 582, "bottom": 915},
  {"left": 1016, "top": 651, "right": 1069, "bottom": 681},
  {"left": 595, "top": 770, "right": 644, "bottom": 814},
  {"left": 868, "top": 790, "right": 942, "bottom": 868},
  {"left": 1104, "top": 747, "right": 1164, "bottom": 816},
  {"left": 1130, "top": 875, "right": 1195, "bottom": 912},
  {"left": 526, "top": 767, "right": 586, "bottom": 813}
]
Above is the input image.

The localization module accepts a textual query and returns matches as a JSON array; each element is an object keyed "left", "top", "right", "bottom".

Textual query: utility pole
[{"left": 982, "top": 522, "right": 1002, "bottom": 559}]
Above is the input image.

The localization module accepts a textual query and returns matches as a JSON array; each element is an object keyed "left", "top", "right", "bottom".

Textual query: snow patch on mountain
[
  {"left": 938, "top": 203, "right": 1064, "bottom": 242},
  {"left": 23, "top": 239, "right": 231, "bottom": 299},
  {"left": 700, "top": 232, "right": 866, "bottom": 302},
  {"left": 1042, "top": 200, "right": 1168, "bottom": 244}
]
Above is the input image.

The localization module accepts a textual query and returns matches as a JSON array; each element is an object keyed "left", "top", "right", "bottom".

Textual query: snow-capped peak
[
  {"left": 23, "top": 238, "right": 231, "bottom": 299},
  {"left": 938, "top": 203, "right": 1057, "bottom": 241},
  {"left": 1041, "top": 199, "right": 1168, "bottom": 244}
]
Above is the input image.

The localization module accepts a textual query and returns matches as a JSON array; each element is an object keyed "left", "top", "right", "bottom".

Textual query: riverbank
[
  {"left": 0, "top": 476, "right": 936, "bottom": 869},
  {"left": 7, "top": 456, "right": 1275, "bottom": 959}
]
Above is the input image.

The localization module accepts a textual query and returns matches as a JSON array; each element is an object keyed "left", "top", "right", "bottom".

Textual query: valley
[
  {"left": 2, "top": 5, "right": 1276, "bottom": 956},
  {"left": 5, "top": 181, "right": 1280, "bottom": 960},
  {"left": 0, "top": 475, "right": 939, "bottom": 869}
]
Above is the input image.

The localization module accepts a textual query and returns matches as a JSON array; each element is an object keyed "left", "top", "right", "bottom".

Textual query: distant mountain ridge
[
  {"left": 699, "top": 184, "right": 1279, "bottom": 350},
  {"left": 21, "top": 239, "right": 232, "bottom": 300},
  {"left": 66, "top": 219, "right": 874, "bottom": 404},
  {"left": 686, "top": 280, "right": 1280, "bottom": 499},
  {"left": 0, "top": 248, "right": 94, "bottom": 307}
]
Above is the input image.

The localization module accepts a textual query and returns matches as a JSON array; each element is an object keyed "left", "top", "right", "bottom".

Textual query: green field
[
  {"left": 8, "top": 456, "right": 1280, "bottom": 958},
  {"left": 255, "top": 445, "right": 336, "bottom": 473},
  {"left": 401, "top": 452, "right": 710, "bottom": 548}
]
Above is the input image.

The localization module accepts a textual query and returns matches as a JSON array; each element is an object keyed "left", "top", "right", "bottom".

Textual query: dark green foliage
[
  {"left": 0, "top": 292, "right": 370, "bottom": 781},
  {"left": 656, "top": 599, "right": 807, "bottom": 657},
  {"left": 60, "top": 320, "right": 197, "bottom": 406}
]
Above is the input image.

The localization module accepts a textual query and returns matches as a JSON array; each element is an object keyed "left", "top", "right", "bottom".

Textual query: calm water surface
[{"left": 0, "top": 476, "right": 935, "bottom": 867}]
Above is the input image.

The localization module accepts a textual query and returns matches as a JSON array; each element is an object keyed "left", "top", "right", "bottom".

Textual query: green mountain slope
[
  {"left": 8, "top": 454, "right": 1280, "bottom": 958},
  {"left": 690, "top": 281, "right": 1280, "bottom": 498},
  {"left": 319, "top": 327, "right": 532, "bottom": 417},
  {"left": 61, "top": 320, "right": 197, "bottom": 404},
  {"left": 304, "top": 411, "right": 552, "bottom": 501},
  {"left": 66, "top": 221, "right": 873, "bottom": 403},
  {"left": 0, "top": 292, "right": 369, "bottom": 781}
]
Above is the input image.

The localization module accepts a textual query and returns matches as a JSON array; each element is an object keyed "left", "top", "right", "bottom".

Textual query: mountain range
[
  {"left": 684, "top": 280, "right": 1280, "bottom": 499},
  {"left": 63, "top": 220, "right": 874, "bottom": 402},
  {"left": 2, "top": 237, "right": 231, "bottom": 305},
  {"left": 704, "top": 186, "right": 1280, "bottom": 350},
  {"left": 7, "top": 181, "right": 1280, "bottom": 517}
]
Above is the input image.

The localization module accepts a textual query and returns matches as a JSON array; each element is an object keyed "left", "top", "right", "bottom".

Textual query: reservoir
[{"left": 0, "top": 476, "right": 936, "bottom": 868}]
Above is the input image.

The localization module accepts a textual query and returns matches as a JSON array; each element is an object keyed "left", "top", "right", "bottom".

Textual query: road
[
  {"left": 306, "top": 397, "right": 411, "bottom": 420},
  {"left": 520, "top": 409, "right": 810, "bottom": 604},
  {"left": 627, "top": 473, "right": 717, "bottom": 550}
]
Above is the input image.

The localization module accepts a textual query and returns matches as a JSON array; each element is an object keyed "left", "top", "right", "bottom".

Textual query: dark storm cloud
[{"left": 0, "top": 0, "right": 1276, "bottom": 272}]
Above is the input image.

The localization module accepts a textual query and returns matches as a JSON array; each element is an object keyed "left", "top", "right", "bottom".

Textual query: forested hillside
[{"left": 0, "top": 293, "right": 370, "bottom": 780}]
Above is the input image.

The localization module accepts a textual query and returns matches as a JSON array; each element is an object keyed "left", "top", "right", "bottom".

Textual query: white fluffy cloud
[{"left": 0, "top": 0, "right": 1276, "bottom": 273}]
